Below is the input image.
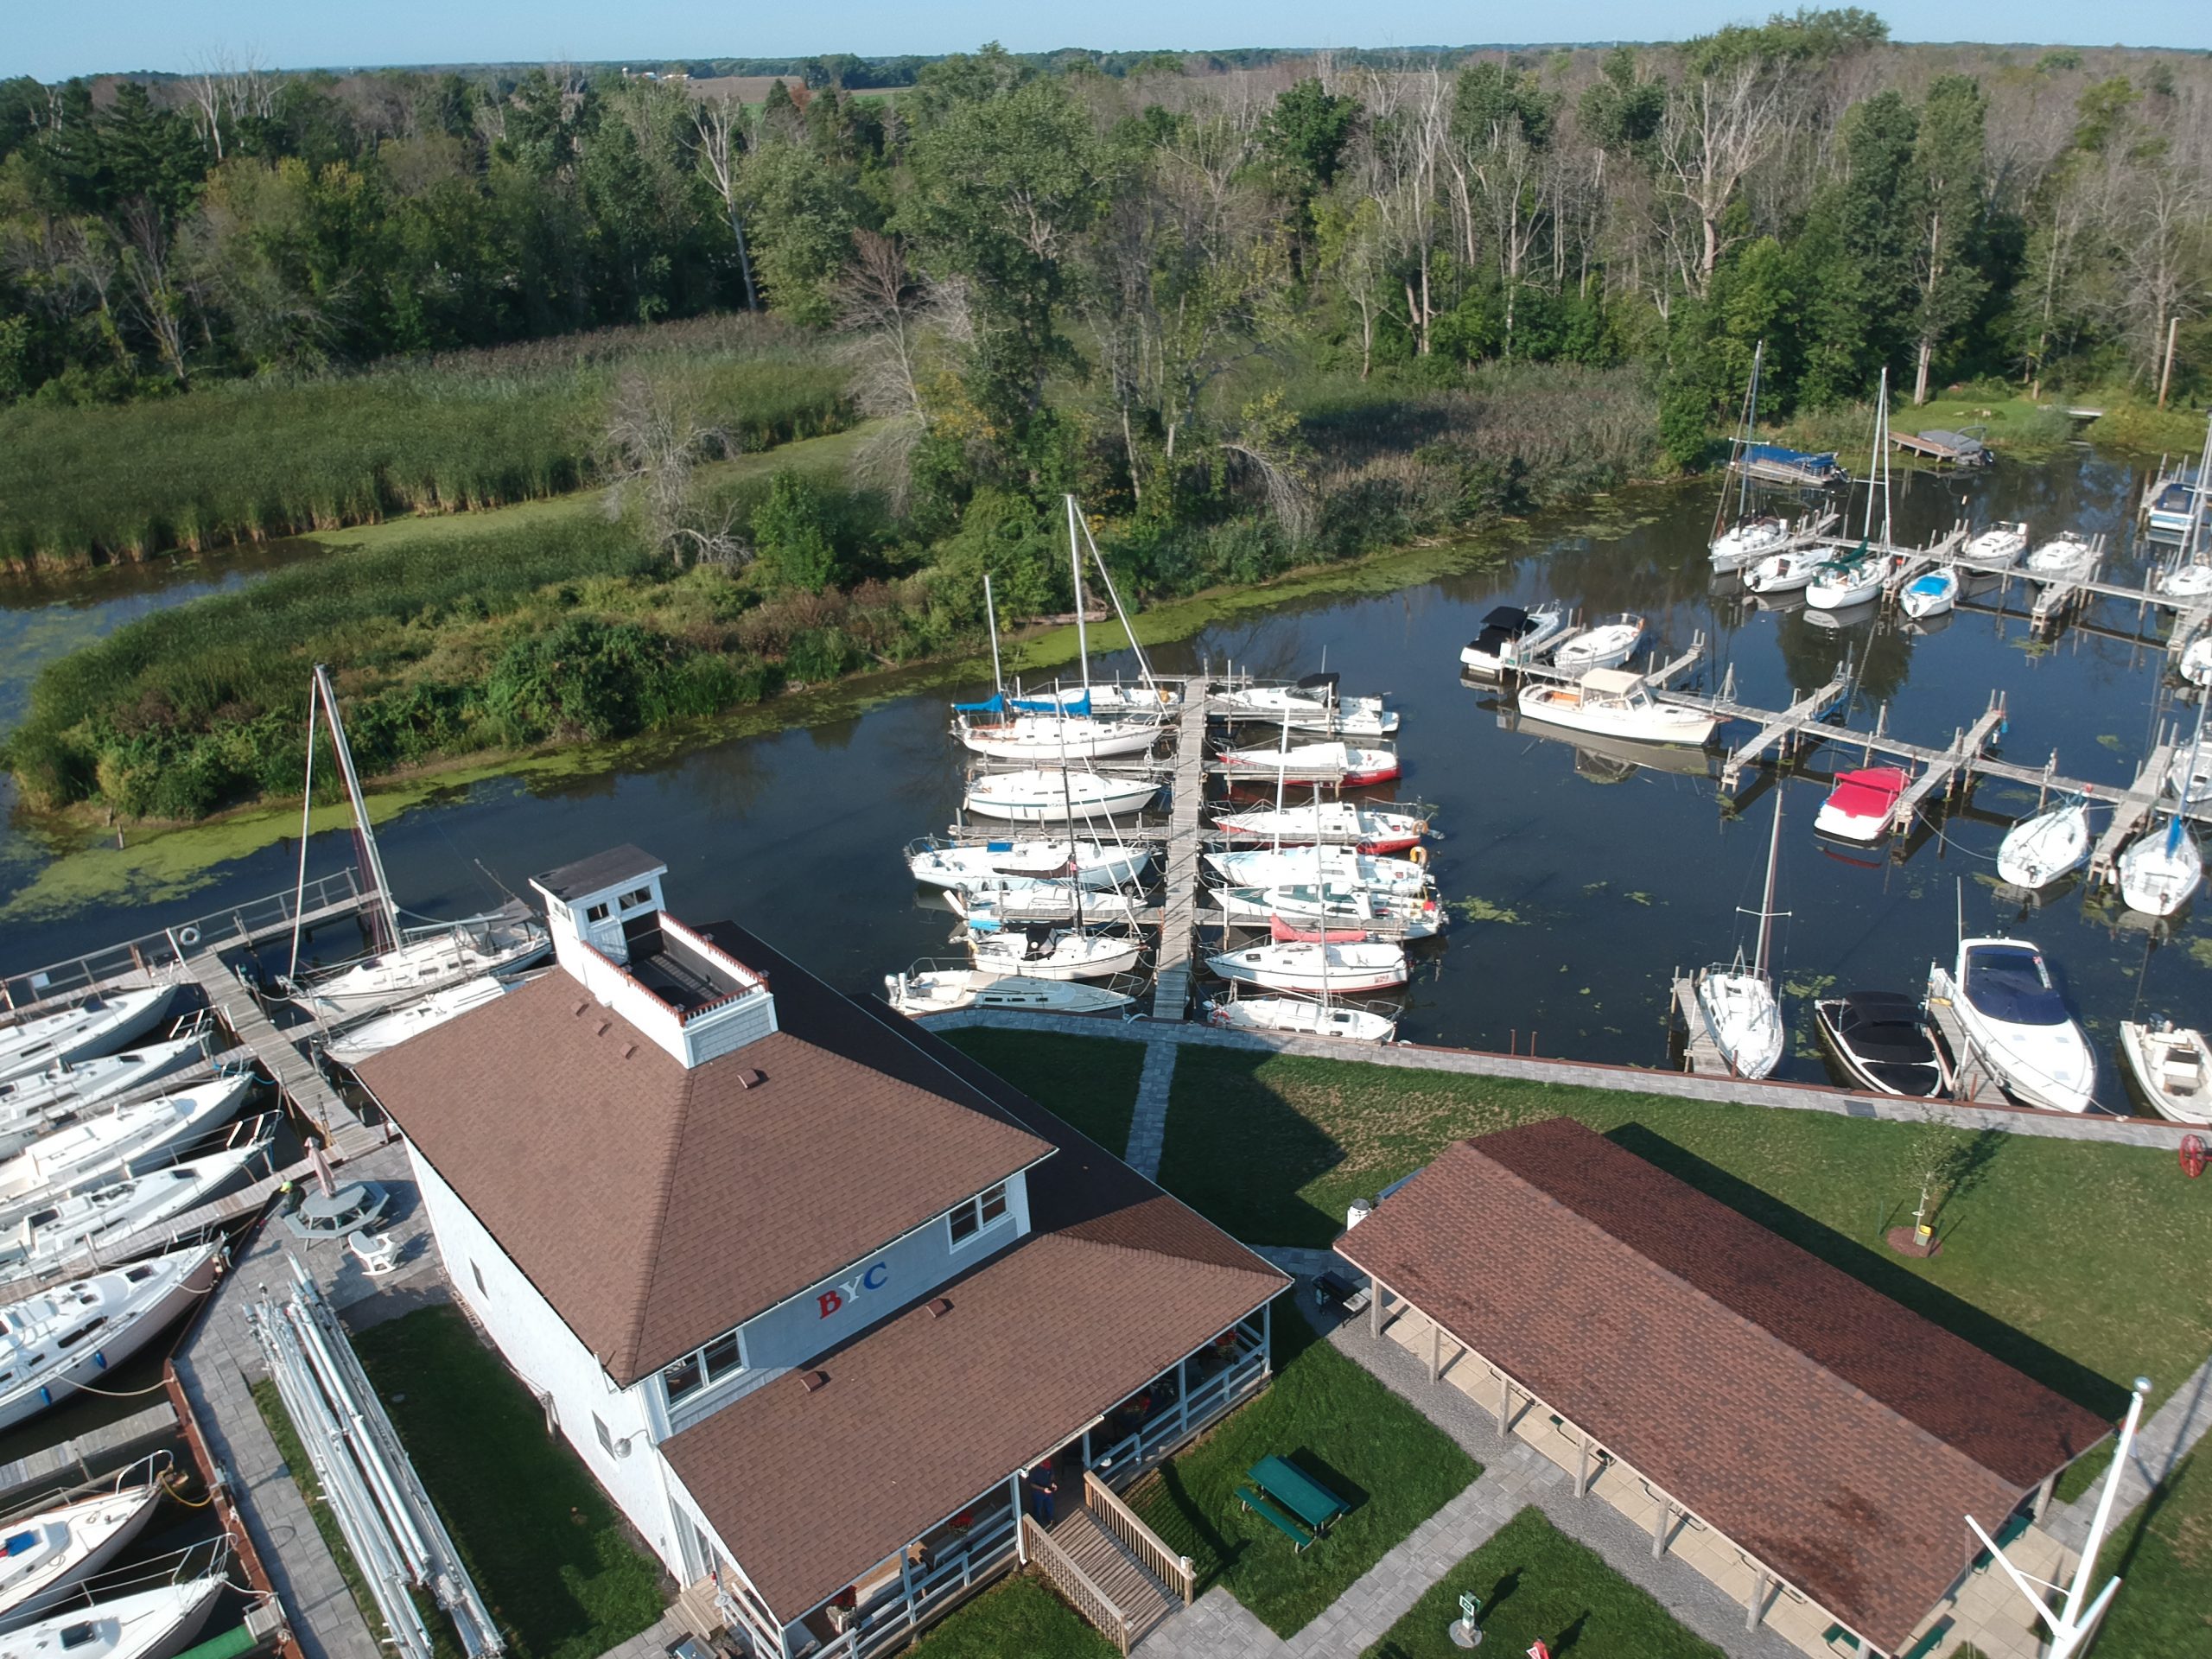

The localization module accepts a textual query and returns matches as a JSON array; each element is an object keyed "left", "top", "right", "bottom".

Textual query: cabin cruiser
[
  {"left": 1212, "top": 801, "right": 1429, "bottom": 854},
  {"left": 1207, "top": 939, "right": 1408, "bottom": 995},
  {"left": 962, "top": 769, "right": 1159, "bottom": 823},
  {"left": 1517, "top": 670, "right": 1717, "bottom": 747},
  {"left": 1550, "top": 614, "right": 1646, "bottom": 673},
  {"left": 0, "top": 1243, "right": 225, "bottom": 1430},
  {"left": 1946, "top": 938, "right": 2096, "bottom": 1113},
  {"left": 884, "top": 963, "right": 1138, "bottom": 1019},
  {"left": 906, "top": 836, "right": 1151, "bottom": 892},
  {"left": 1459, "top": 604, "right": 1571, "bottom": 675},
  {"left": 1815, "top": 767, "right": 1909, "bottom": 842},
  {"left": 1813, "top": 992, "right": 1951, "bottom": 1097},
  {"left": 1961, "top": 522, "right": 2028, "bottom": 566},
  {"left": 1709, "top": 516, "right": 1792, "bottom": 571},
  {"left": 0, "top": 988, "right": 180, "bottom": 1087},
  {"left": 2024, "top": 534, "right": 2094, "bottom": 583},
  {"left": 1744, "top": 550, "right": 1821, "bottom": 594},
  {"left": 2119, "top": 1020, "right": 2212, "bottom": 1124},
  {"left": 2182, "top": 635, "right": 2212, "bottom": 690},
  {"left": 1996, "top": 798, "right": 2092, "bottom": 888}
]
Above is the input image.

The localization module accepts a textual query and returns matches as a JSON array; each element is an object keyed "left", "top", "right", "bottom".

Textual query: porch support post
[
  {"left": 1262, "top": 1298, "right": 1272, "bottom": 1370},
  {"left": 2033, "top": 1471, "right": 2058, "bottom": 1520},
  {"left": 1369, "top": 1274, "right": 1382, "bottom": 1338},
  {"left": 1747, "top": 1566, "right": 1770, "bottom": 1632},
  {"left": 1428, "top": 1318, "right": 1441, "bottom": 1382},
  {"left": 1082, "top": 1427, "right": 1092, "bottom": 1470},
  {"left": 1178, "top": 1353, "right": 1192, "bottom": 1440},
  {"left": 1652, "top": 1497, "right": 1671, "bottom": 1560},
  {"left": 1010, "top": 1474, "right": 1026, "bottom": 1563},
  {"left": 1576, "top": 1435, "right": 1590, "bottom": 1497},
  {"left": 1496, "top": 1376, "right": 1511, "bottom": 1436}
]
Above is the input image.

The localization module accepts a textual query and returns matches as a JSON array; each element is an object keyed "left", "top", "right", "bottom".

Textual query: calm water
[{"left": 2, "top": 452, "right": 2203, "bottom": 1102}]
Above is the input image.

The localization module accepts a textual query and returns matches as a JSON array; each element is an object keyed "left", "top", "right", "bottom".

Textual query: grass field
[
  {"left": 1364, "top": 1508, "right": 1725, "bottom": 1659},
  {"left": 2090, "top": 1446, "right": 2212, "bottom": 1658},
  {"left": 902, "top": 1574, "right": 1119, "bottom": 1659},
  {"left": 941, "top": 1027, "right": 1147, "bottom": 1154},
  {"left": 353, "top": 1306, "right": 664, "bottom": 1659},
  {"left": 1128, "top": 1304, "right": 1479, "bottom": 1637}
]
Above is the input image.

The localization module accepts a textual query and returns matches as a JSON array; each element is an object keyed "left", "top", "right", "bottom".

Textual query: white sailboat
[
  {"left": 0, "top": 1125, "right": 270, "bottom": 1274},
  {"left": 1214, "top": 675, "right": 1399, "bottom": 737},
  {"left": 1996, "top": 798, "right": 2092, "bottom": 888},
  {"left": 1210, "top": 884, "right": 1445, "bottom": 939},
  {"left": 1217, "top": 740, "right": 1401, "bottom": 786},
  {"left": 1947, "top": 938, "right": 2096, "bottom": 1113},
  {"left": 1709, "top": 340, "right": 1789, "bottom": 570},
  {"left": 0, "top": 1243, "right": 225, "bottom": 1431},
  {"left": 1207, "top": 939, "right": 1408, "bottom": 995},
  {"left": 0, "top": 1073, "right": 256, "bottom": 1213},
  {"left": 883, "top": 963, "right": 1138, "bottom": 1018},
  {"left": 1212, "top": 800, "right": 1428, "bottom": 853},
  {"left": 955, "top": 710, "right": 1163, "bottom": 762},
  {"left": 2024, "top": 533, "right": 2094, "bottom": 582},
  {"left": 1694, "top": 787, "right": 1788, "bottom": 1080},
  {"left": 1550, "top": 614, "right": 1646, "bottom": 672},
  {"left": 0, "top": 1034, "right": 209, "bottom": 1154},
  {"left": 968, "top": 924, "right": 1144, "bottom": 982},
  {"left": 962, "top": 768, "right": 1159, "bottom": 823},
  {"left": 948, "top": 880, "right": 1148, "bottom": 928},
  {"left": 1202, "top": 985, "right": 1396, "bottom": 1044},
  {"left": 0, "top": 1463, "right": 170, "bottom": 1630},
  {"left": 321, "top": 974, "right": 530, "bottom": 1068},
  {"left": 2118, "top": 1020, "right": 2212, "bottom": 1124},
  {"left": 1743, "top": 548, "right": 1821, "bottom": 594},
  {"left": 906, "top": 836, "right": 1151, "bottom": 891},
  {"left": 1518, "top": 670, "right": 1717, "bottom": 746},
  {"left": 0, "top": 1566, "right": 226, "bottom": 1659},
  {"left": 2123, "top": 708, "right": 2207, "bottom": 915},
  {"left": 1205, "top": 847, "right": 1430, "bottom": 895},
  {"left": 0, "top": 988, "right": 181, "bottom": 1088}
]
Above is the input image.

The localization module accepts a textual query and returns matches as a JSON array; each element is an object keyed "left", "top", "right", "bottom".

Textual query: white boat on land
[
  {"left": 2118, "top": 817, "right": 2202, "bottom": 917},
  {"left": 1694, "top": 788, "right": 1787, "bottom": 1081},
  {"left": 1217, "top": 741, "right": 1401, "bottom": 787},
  {"left": 1459, "top": 603, "right": 1571, "bottom": 675},
  {"left": 954, "top": 710, "right": 1164, "bottom": 763},
  {"left": 0, "top": 1036, "right": 209, "bottom": 1149},
  {"left": 963, "top": 770, "right": 1159, "bottom": 823},
  {"left": 0, "top": 1074, "right": 256, "bottom": 1213},
  {"left": 0, "top": 1567, "right": 226, "bottom": 1659},
  {"left": 2024, "top": 534, "right": 2094, "bottom": 582},
  {"left": 1997, "top": 798, "right": 2092, "bottom": 888},
  {"left": 1208, "top": 940, "right": 1408, "bottom": 995},
  {"left": 1212, "top": 801, "right": 1429, "bottom": 854},
  {"left": 1214, "top": 675, "right": 1399, "bottom": 737},
  {"left": 1550, "top": 614, "right": 1646, "bottom": 672},
  {"left": 906, "top": 836, "right": 1150, "bottom": 891},
  {"left": 2119, "top": 1020, "right": 2212, "bottom": 1124},
  {"left": 1899, "top": 567, "right": 1960, "bottom": 620},
  {"left": 883, "top": 963, "right": 1137, "bottom": 1018},
  {"left": 1709, "top": 516, "right": 1793, "bottom": 571},
  {"left": 1807, "top": 552, "right": 1887, "bottom": 610},
  {"left": 1517, "top": 670, "right": 1717, "bottom": 747},
  {"left": 1745, "top": 549, "right": 1822, "bottom": 594},
  {"left": 1211, "top": 884, "right": 1446, "bottom": 939},
  {"left": 0, "top": 1128, "right": 269, "bottom": 1273},
  {"left": 1962, "top": 522, "right": 2028, "bottom": 565},
  {"left": 1812, "top": 992, "right": 1951, "bottom": 1097},
  {"left": 0, "top": 990, "right": 181, "bottom": 1089},
  {"left": 321, "top": 975, "right": 528, "bottom": 1067},
  {"left": 1947, "top": 938, "right": 2096, "bottom": 1113},
  {"left": 0, "top": 1464, "right": 169, "bottom": 1630},
  {"left": 1203, "top": 988, "right": 1395, "bottom": 1044},
  {"left": 1205, "top": 848, "right": 1431, "bottom": 895},
  {"left": 969, "top": 925, "right": 1143, "bottom": 982},
  {"left": 0, "top": 1243, "right": 224, "bottom": 1431},
  {"left": 292, "top": 912, "right": 548, "bottom": 1023}
]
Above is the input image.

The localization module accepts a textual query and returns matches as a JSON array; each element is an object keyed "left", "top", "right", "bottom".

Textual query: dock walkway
[
  {"left": 2089, "top": 742, "right": 2179, "bottom": 884},
  {"left": 1148, "top": 682, "right": 1213, "bottom": 1021},
  {"left": 187, "top": 953, "right": 360, "bottom": 1136},
  {"left": 1712, "top": 675, "right": 1854, "bottom": 789}
]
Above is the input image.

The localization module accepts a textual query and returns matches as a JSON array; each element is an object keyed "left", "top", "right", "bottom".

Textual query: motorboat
[
  {"left": 291, "top": 912, "right": 549, "bottom": 1023},
  {"left": 1813, "top": 992, "right": 1952, "bottom": 1097},
  {"left": 2158, "top": 560, "right": 2212, "bottom": 600},
  {"left": 0, "top": 1463, "right": 170, "bottom": 1630},
  {"left": 1744, "top": 550, "right": 1821, "bottom": 594},
  {"left": 1549, "top": 613, "right": 1645, "bottom": 672},
  {"left": 0, "top": 1566, "right": 226, "bottom": 1659},
  {"left": 1709, "top": 516, "right": 1792, "bottom": 571},
  {"left": 1961, "top": 522, "right": 2028, "bottom": 566},
  {"left": 2182, "top": 635, "right": 2212, "bottom": 690},
  {"left": 2143, "top": 462, "right": 2209, "bottom": 541},
  {"left": 1212, "top": 801, "right": 1430, "bottom": 854},
  {"left": 1203, "top": 989, "right": 1395, "bottom": 1044},
  {"left": 0, "top": 1126, "right": 270, "bottom": 1274},
  {"left": 883, "top": 963, "right": 1137, "bottom": 1018},
  {"left": 948, "top": 880, "right": 1148, "bottom": 928},
  {"left": 1692, "top": 788, "right": 1786, "bottom": 1081},
  {"left": 953, "top": 708, "right": 1164, "bottom": 763},
  {"left": 1517, "top": 670, "right": 1717, "bottom": 747},
  {"left": 1215, "top": 674, "right": 1399, "bottom": 737},
  {"left": 1217, "top": 741, "right": 1401, "bottom": 787},
  {"left": 2118, "top": 1020, "right": 2212, "bottom": 1124},
  {"left": 1459, "top": 603, "right": 1571, "bottom": 675},
  {"left": 1815, "top": 767, "right": 1909, "bottom": 842},
  {"left": 906, "top": 836, "right": 1151, "bottom": 891},
  {"left": 1997, "top": 798, "right": 2092, "bottom": 888},
  {"left": 1899, "top": 567, "right": 1959, "bottom": 620},
  {"left": 2024, "top": 534, "right": 2094, "bottom": 583},
  {"left": 0, "top": 989, "right": 181, "bottom": 1088},
  {"left": 968, "top": 924, "right": 1143, "bottom": 982},
  {"left": 321, "top": 975, "right": 528, "bottom": 1067},
  {"left": 0, "top": 1243, "right": 225, "bottom": 1431},
  {"left": 0, "top": 1073, "right": 256, "bottom": 1213},
  {"left": 1946, "top": 938, "right": 2096, "bottom": 1113},
  {"left": 1205, "top": 847, "right": 1431, "bottom": 895},
  {"left": 962, "top": 769, "right": 1159, "bottom": 823},
  {"left": 1210, "top": 883, "right": 1446, "bottom": 939},
  {"left": 2117, "top": 817, "right": 2202, "bottom": 917},
  {"left": 1207, "top": 940, "right": 1408, "bottom": 995},
  {"left": 1806, "top": 551, "right": 1887, "bottom": 610},
  {"left": 0, "top": 1035, "right": 210, "bottom": 1155}
]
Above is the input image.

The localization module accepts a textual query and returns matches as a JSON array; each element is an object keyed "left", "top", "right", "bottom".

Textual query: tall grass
[{"left": 0, "top": 315, "right": 849, "bottom": 569}]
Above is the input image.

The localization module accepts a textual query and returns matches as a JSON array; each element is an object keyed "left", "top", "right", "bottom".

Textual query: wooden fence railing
[
  {"left": 1084, "top": 1471, "right": 1195, "bottom": 1606},
  {"left": 1021, "top": 1515, "right": 1130, "bottom": 1656}
]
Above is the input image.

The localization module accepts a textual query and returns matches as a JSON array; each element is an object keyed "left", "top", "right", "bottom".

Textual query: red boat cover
[
  {"left": 1825, "top": 766, "right": 1910, "bottom": 818},
  {"left": 1270, "top": 914, "right": 1369, "bottom": 944}
]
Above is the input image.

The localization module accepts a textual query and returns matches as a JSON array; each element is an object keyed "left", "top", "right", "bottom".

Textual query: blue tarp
[
  {"left": 1014, "top": 692, "right": 1090, "bottom": 716},
  {"left": 1743, "top": 442, "right": 1844, "bottom": 477},
  {"left": 952, "top": 694, "right": 1006, "bottom": 714}
]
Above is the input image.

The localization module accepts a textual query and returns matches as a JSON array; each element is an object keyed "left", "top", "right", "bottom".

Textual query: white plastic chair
[{"left": 349, "top": 1230, "right": 401, "bottom": 1276}]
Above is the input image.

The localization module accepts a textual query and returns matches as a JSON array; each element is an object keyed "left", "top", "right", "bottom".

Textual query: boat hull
[
  {"left": 0, "top": 1246, "right": 222, "bottom": 1432},
  {"left": 1997, "top": 804, "right": 2090, "bottom": 888},
  {"left": 1206, "top": 943, "right": 1408, "bottom": 995},
  {"left": 2119, "top": 1021, "right": 2212, "bottom": 1125},
  {"left": 962, "top": 775, "right": 1160, "bottom": 823},
  {"left": 1516, "top": 690, "right": 1716, "bottom": 747}
]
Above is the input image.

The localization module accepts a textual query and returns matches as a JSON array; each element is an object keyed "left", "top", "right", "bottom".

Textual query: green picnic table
[{"left": 1236, "top": 1456, "right": 1349, "bottom": 1550}]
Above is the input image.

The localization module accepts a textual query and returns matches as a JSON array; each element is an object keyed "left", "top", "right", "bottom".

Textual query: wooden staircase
[{"left": 1044, "top": 1508, "right": 1178, "bottom": 1649}]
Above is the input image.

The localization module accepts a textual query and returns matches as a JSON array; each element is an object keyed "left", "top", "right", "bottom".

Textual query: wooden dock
[
  {"left": 1924, "top": 966, "right": 2018, "bottom": 1106},
  {"left": 1713, "top": 674, "right": 1855, "bottom": 789},
  {"left": 0, "top": 1402, "right": 180, "bottom": 1508},
  {"left": 1885, "top": 695, "right": 2009, "bottom": 833},
  {"left": 1148, "top": 682, "right": 1214, "bottom": 1021},
  {"left": 186, "top": 952, "right": 361, "bottom": 1135},
  {"left": 1670, "top": 974, "right": 1727, "bottom": 1076},
  {"left": 2088, "top": 741, "right": 2179, "bottom": 885}
]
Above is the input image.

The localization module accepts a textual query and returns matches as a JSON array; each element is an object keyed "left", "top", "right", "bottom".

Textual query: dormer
[{"left": 531, "top": 847, "right": 777, "bottom": 1068}]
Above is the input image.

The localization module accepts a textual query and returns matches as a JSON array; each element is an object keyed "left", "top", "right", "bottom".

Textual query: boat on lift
[
  {"left": 0, "top": 1242, "right": 225, "bottom": 1430},
  {"left": 0, "top": 1072, "right": 256, "bottom": 1214},
  {"left": 1961, "top": 522, "right": 2029, "bottom": 566},
  {"left": 1459, "top": 604, "right": 1571, "bottom": 676},
  {"left": 0, "top": 988, "right": 181, "bottom": 1088},
  {"left": 0, "top": 1459, "right": 172, "bottom": 1630},
  {"left": 906, "top": 836, "right": 1151, "bottom": 892},
  {"left": 1207, "top": 939, "right": 1408, "bottom": 995},
  {"left": 1815, "top": 766, "right": 1909, "bottom": 842},
  {"left": 1947, "top": 938, "right": 2096, "bottom": 1113},
  {"left": 2024, "top": 533, "right": 2094, "bottom": 583},
  {"left": 1517, "top": 670, "right": 1717, "bottom": 747},
  {"left": 1217, "top": 741, "right": 1401, "bottom": 787},
  {"left": 1693, "top": 788, "right": 1788, "bottom": 1080},
  {"left": 1744, "top": 549, "right": 1821, "bottom": 594},
  {"left": 968, "top": 924, "right": 1143, "bottom": 982},
  {"left": 321, "top": 974, "right": 531, "bottom": 1068},
  {"left": 1202, "top": 986, "right": 1396, "bottom": 1044},
  {"left": 1899, "top": 567, "right": 1960, "bottom": 620},
  {"left": 883, "top": 963, "right": 1139, "bottom": 1019},
  {"left": 1996, "top": 798, "right": 2092, "bottom": 888},
  {"left": 1205, "top": 847, "right": 1431, "bottom": 895},
  {"left": 1212, "top": 800, "right": 1429, "bottom": 854},
  {"left": 1549, "top": 614, "right": 1646, "bottom": 673},
  {"left": 2118, "top": 1020, "right": 2212, "bottom": 1124},
  {"left": 0, "top": 1033, "right": 210, "bottom": 1154},
  {"left": 1812, "top": 992, "right": 1953, "bottom": 1097},
  {"left": 963, "top": 769, "right": 1159, "bottom": 823}
]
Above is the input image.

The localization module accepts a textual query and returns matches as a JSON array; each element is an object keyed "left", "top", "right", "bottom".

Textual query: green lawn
[
  {"left": 1156, "top": 1046, "right": 2212, "bottom": 1456},
  {"left": 942, "top": 1027, "right": 1147, "bottom": 1157},
  {"left": 901, "top": 1573, "right": 1118, "bottom": 1658},
  {"left": 1128, "top": 1302, "right": 1478, "bottom": 1637},
  {"left": 2088, "top": 1447, "right": 2212, "bottom": 1658},
  {"left": 1364, "top": 1507, "right": 1724, "bottom": 1659},
  {"left": 352, "top": 1306, "right": 665, "bottom": 1659}
]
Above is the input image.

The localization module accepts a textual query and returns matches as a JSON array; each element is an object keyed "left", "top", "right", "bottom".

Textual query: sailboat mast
[
  {"left": 1074, "top": 499, "right": 1158, "bottom": 694},
  {"left": 1066, "top": 495, "right": 1091, "bottom": 696},
  {"left": 982, "top": 574, "right": 1004, "bottom": 698},
  {"left": 1739, "top": 339, "right": 1764, "bottom": 520},
  {"left": 1754, "top": 785, "right": 1783, "bottom": 982},
  {"left": 1314, "top": 782, "right": 1330, "bottom": 1009},
  {"left": 286, "top": 696, "right": 320, "bottom": 981},
  {"left": 314, "top": 664, "right": 401, "bottom": 953},
  {"left": 1879, "top": 369, "right": 1893, "bottom": 547}
]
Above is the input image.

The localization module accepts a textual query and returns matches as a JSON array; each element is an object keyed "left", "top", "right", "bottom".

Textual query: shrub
[{"left": 752, "top": 469, "right": 840, "bottom": 593}]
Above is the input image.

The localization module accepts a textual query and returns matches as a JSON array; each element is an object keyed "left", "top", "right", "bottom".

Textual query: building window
[
  {"left": 663, "top": 1353, "right": 702, "bottom": 1403},
  {"left": 594, "top": 1414, "right": 616, "bottom": 1455},
  {"left": 585, "top": 902, "right": 611, "bottom": 923},
  {"left": 948, "top": 1182, "right": 1010, "bottom": 1247},
  {"left": 662, "top": 1327, "right": 746, "bottom": 1408},
  {"left": 471, "top": 1262, "right": 486, "bottom": 1296},
  {"left": 620, "top": 887, "right": 654, "bottom": 911}
]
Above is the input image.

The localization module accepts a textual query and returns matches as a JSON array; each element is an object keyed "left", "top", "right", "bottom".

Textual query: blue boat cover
[
  {"left": 1744, "top": 443, "right": 1843, "bottom": 476},
  {"left": 1014, "top": 692, "right": 1090, "bottom": 715},
  {"left": 952, "top": 694, "right": 1005, "bottom": 714},
  {"left": 1963, "top": 944, "right": 2069, "bottom": 1027}
]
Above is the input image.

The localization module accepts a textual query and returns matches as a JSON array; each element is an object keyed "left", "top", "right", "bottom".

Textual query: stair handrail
[
  {"left": 1084, "top": 1471, "right": 1195, "bottom": 1605},
  {"left": 1021, "top": 1514, "right": 1132, "bottom": 1656}
]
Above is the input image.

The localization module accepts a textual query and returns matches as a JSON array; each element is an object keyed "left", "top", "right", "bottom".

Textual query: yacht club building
[{"left": 357, "top": 846, "right": 1287, "bottom": 1656}]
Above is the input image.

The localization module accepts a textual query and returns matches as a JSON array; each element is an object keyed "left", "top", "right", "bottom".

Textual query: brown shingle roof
[
  {"left": 357, "top": 968, "right": 1053, "bottom": 1384},
  {"left": 1335, "top": 1119, "right": 2112, "bottom": 1651}
]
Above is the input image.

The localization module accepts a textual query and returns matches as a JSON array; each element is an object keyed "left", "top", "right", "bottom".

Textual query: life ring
[
  {"left": 1409, "top": 846, "right": 1428, "bottom": 868},
  {"left": 177, "top": 925, "right": 201, "bottom": 948}
]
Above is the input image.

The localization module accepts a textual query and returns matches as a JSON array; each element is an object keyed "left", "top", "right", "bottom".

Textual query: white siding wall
[{"left": 408, "top": 1142, "right": 687, "bottom": 1574}]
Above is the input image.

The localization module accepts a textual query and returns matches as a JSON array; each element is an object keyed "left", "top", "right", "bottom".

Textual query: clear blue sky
[{"left": 9, "top": 2, "right": 2207, "bottom": 81}]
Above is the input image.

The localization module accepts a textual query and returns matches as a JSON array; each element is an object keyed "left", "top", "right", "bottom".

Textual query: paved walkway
[
  {"left": 2044, "top": 1350, "right": 2212, "bottom": 1554},
  {"left": 1125, "top": 1039, "right": 1179, "bottom": 1179}
]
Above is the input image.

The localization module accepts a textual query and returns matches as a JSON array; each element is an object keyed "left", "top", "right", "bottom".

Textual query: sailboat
[
  {"left": 1212, "top": 799, "right": 1429, "bottom": 853},
  {"left": 1709, "top": 341, "right": 1796, "bottom": 570},
  {"left": 2120, "top": 702, "right": 2206, "bottom": 917},
  {"left": 1996, "top": 797, "right": 2093, "bottom": 889},
  {"left": 2152, "top": 415, "right": 2212, "bottom": 590},
  {"left": 1694, "top": 788, "right": 1788, "bottom": 1079},
  {"left": 0, "top": 988, "right": 181, "bottom": 1088}
]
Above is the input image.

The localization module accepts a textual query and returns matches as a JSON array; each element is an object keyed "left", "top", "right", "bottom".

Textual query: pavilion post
[
  {"left": 1747, "top": 1567, "right": 1770, "bottom": 1631},
  {"left": 2033, "top": 1471, "right": 2058, "bottom": 1520},
  {"left": 1369, "top": 1275, "right": 1382, "bottom": 1338},
  {"left": 1576, "top": 1436, "right": 1590, "bottom": 1497},
  {"left": 1496, "top": 1376, "right": 1512, "bottom": 1436},
  {"left": 1429, "top": 1319, "right": 1441, "bottom": 1382},
  {"left": 1009, "top": 1474, "right": 1027, "bottom": 1562},
  {"left": 1651, "top": 1497, "right": 1671, "bottom": 1559}
]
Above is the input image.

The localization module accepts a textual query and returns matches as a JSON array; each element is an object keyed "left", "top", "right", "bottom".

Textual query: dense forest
[{"left": 4, "top": 15, "right": 2211, "bottom": 822}]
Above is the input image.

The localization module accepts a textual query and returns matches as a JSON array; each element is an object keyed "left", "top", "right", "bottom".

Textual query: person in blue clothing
[{"left": 1028, "top": 1460, "right": 1059, "bottom": 1523}]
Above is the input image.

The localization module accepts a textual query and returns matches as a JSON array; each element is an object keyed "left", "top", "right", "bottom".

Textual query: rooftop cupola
[{"left": 531, "top": 846, "right": 777, "bottom": 1068}]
